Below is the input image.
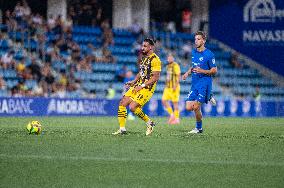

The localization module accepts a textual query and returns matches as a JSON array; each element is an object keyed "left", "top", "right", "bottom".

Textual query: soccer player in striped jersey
[
  {"left": 113, "top": 38, "right": 162, "bottom": 136},
  {"left": 162, "top": 54, "right": 181, "bottom": 124}
]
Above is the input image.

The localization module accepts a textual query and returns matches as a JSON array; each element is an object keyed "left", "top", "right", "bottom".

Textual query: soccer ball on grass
[{"left": 26, "top": 121, "right": 42, "bottom": 135}]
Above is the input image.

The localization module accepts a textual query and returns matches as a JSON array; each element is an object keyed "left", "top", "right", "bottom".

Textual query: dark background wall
[{"left": 209, "top": 0, "right": 284, "bottom": 76}]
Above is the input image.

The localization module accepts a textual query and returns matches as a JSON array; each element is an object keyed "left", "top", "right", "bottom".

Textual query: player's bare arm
[
  {"left": 134, "top": 71, "right": 161, "bottom": 92},
  {"left": 182, "top": 67, "right": 192, "bottom": 80},
  {"left": 192, "top": 67, "right": 217, "bottom": 76}
]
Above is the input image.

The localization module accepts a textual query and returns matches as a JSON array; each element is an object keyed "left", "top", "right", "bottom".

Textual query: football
[{"left": 26, "top": 121, "right": 42, "bottom": 135}]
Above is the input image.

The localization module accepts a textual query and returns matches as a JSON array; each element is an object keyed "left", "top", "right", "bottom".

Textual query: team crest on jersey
[{"left": 199, "top": 57, "right": 203, "bottom": 61}]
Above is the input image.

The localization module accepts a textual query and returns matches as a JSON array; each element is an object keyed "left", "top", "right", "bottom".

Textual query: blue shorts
[{"left": 186, "top": 84, "right": 211, "bottom": 104}]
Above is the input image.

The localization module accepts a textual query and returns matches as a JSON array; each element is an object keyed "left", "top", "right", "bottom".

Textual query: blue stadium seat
[
  {"left": 53, "top": 61, "right": 66, "bottom": 71},
  {"left": 215, "top": 51, "right": 231, "bottom": 59},
  {"left": 74, "top": 71, "right": 92, "bottom": 81},
  {"left": 26, "top": 80, "right": 37, "bottom": 89},
  {"left": 2, "top": 70, "right": 17, "bottom": 79},
  {"left": 114, "top": 37, "right": 136, "bottom": 45},
  {"left": 6, "top": 79, "right": 18, "bottom": 88},
  {"left": 206, "top": 43, "right": 219, "bottom": 50},
  {"left": 113, "top": 28, "right": 133, "bottom": 37},
  {"left": 92, "top": 63, "right": 118, "bottom": 72},
  {"left": 24, "top": 39, "right": 38, "bottom": 50},
  {"left": 116, "top": 55, "right": 137, "bottom": 63},
  {"left": 8, "top": 31, "right": 28, "bottom": 41},
  {"left": 0, "top": 89, "right": 9, "bottom": 97},
  {"left": 0, "top": 39, "right": 10, "bottom": 50},
  {"left": 73, "top": 26, "right": 102, "bottom": 36},
  {"left": 0, "top": 24, "right": 8, "bottom": 31},
  {"left": 175, "top": 32, "right": 194, "bottom": 41},
  {"left": 108, "top": 46, "right": 133, "bottom": 55},
  {"left": 1, "top": 22, "right": 282, "bottom": 100},
  {"left": 67, "top": 91, "right": 82, "bottom": 98}
]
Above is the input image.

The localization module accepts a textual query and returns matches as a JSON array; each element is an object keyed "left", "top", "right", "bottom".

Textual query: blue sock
[{"left": 196, "top": 121, "right": 202, "bottom": 129}]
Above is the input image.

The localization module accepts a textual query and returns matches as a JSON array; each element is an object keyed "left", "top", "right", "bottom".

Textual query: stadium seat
[{"left": 0, "top": 21, "right": 283, "bottom": 100}]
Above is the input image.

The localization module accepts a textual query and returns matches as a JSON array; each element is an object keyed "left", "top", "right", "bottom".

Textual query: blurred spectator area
[{"left": 0, "top": 0, "right": 284, "bottom": 100}]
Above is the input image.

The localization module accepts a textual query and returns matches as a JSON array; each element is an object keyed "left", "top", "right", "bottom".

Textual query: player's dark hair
[
  {"left": 144, "top": 38, "right": 156, "bottom": 46},
  {"left": 195, "top": 31, "right": 207, "bottom": 40}
]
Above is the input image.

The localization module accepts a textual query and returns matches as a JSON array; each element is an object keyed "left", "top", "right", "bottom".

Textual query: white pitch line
[{"left": 0, "top": 154, "right": 283, "bottom": 167}]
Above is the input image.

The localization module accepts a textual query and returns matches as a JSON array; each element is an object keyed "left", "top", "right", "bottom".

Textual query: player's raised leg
[
  {"left": 129, "top": 101, "right": 155, "bottom": 136},
  {"left": 209, "top": 93, "right": 217, "bottom": 106}
]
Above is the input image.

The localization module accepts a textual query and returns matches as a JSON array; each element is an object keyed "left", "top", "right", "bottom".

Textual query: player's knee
[
  {"left": 129, "top": 107, "right": 135, "bottom": 112},
  {"left": 173, "top": 102, "right": 179, "bottom": 109},
  {"left": 119, "top": 100, "right": 126, "bottom": 106},
  {"left": 119, "top": 97, "right": 129, "bottom": 106},
  {"left": 186, "top": 104, "right": 193, "bottom": 111},
  {"left": 129, "top": 104, "right": 137, "bottom": 112},
  {"left": 193, "top": 104, "right": 200, "bottom": 111},
  {"left": 185, "top": 106, "right": 190, "bottom": 111}
]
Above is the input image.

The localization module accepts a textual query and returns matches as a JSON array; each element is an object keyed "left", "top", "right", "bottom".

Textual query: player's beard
[{"left": 142, "top": 50, "right": 147, "bottom": 55}]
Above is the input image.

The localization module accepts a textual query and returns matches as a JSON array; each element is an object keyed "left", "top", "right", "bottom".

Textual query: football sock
[
  {"left": 174, "top": 110, "right": 179, "bottom": 119},
  {"left": 166, "top": 107, "right": 173, "bottom": 115},
  {"left": 196, "top": 121, "right": 202, "bottom": 129},
  {"left": 133, "top": 107, "right": 150, "bottom": 123},
  {"left": 118, "top": 106, "right": 127, "bottom": 129}
]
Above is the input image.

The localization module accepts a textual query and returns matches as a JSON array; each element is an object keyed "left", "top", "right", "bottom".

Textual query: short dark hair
[
  {"left": 195, "top": 31, "right": 207, "bottom": 40},
  {"left": 143, "top": 38, "right": 156, "bottom": 46}
]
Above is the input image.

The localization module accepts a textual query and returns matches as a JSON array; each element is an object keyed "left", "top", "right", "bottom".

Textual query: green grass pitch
[{"left": 0, "top": 117, "right": 284, "bottom": 188}]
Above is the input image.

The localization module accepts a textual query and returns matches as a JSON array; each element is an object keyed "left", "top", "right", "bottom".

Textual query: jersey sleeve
[
  {"left": 151, "top": 57, "right": 162, "bottom": 72},
  {"left": 208, "top": 52, "right": 217, "bottom": 69},
  {"left": 174, "top": 64, "right": 181, "bottom": 75}
]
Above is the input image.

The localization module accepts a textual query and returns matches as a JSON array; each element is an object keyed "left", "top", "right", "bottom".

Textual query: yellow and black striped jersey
[
  {"left": 166, "top": 62, "right": 180, "bottom": 88},
  {"left": 135, "top": 53, "right": 162, "bottom": 91}
]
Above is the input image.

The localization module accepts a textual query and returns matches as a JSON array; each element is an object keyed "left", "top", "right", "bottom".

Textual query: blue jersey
[
  {"left": 191, "top": 48, "right": 216, "bottom": 86},
  {"left": 187, "top": 48, "right": 216, "bottom": 103}
]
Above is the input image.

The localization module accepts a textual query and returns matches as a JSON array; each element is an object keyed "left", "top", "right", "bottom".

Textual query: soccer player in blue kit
[{"left": 182, "top": 31, "right": 217, "bottom": 134}]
